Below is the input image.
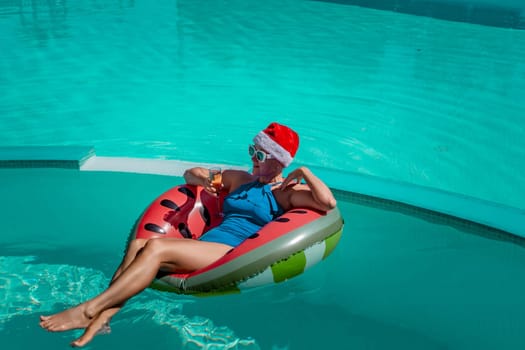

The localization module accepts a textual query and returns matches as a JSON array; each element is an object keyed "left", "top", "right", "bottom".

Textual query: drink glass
[
  {"left": 208, "top": 167, "right": 222, "bottom": 193},
  {"left": 208, "top": 167, "right": 223, "bottom": 216}
]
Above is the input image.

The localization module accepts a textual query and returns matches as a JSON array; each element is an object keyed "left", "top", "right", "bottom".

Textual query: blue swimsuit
[{"left": 199, "top": 180, "right": 284, "bottom": 247}]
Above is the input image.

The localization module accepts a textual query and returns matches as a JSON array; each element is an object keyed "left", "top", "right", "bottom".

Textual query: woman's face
[{"left": 250, "top": 145, "right": 281, "bottom": 176}]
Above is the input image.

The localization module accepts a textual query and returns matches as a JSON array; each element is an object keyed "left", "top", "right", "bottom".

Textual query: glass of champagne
[
  {"left": 209, "top": 167, "right": 222, "bottom": 193},
  {"left": 208, "top": 167, "right": 223, "bottom": 216}
]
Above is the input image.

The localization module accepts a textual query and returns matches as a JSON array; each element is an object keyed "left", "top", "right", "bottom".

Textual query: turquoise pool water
[
  {"left": 1, "top": 169, "right": 525, "bottom": 349},
  {"left": 1, "top": 0, "right": 525, "bottom": 348},
  {"left": 0, "top": 0, "right": 524, "bottom": 209}
]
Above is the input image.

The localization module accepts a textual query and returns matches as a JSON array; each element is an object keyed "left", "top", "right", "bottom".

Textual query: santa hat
[{"left": 253, "top": 122, "right": 299, "bottom": 167}]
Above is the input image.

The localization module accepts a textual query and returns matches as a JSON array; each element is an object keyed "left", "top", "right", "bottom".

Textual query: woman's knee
[
  {"left": 142, "top": 238, "right": 192, "bottom": 263},
  {"left": 127, "top": 238, "right": 148, "bottom": 254},
  {"left": 142, "top": 238, "right": 168, "bottom": 257}
]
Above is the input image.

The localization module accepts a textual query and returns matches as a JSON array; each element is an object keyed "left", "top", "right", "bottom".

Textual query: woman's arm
[
  {"left": 184, "top": 167, "right": 251, "bottom": 194},
  {"left": 280, "top": 167, "right": 337, "bottom": 212},
  {"left": 183, "top": 167, "right": 218, "bottom": 193}
]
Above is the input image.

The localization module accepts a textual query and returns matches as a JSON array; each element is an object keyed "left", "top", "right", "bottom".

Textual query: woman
[{"left": 39, "top": 122, "right": 336, "bottom": 347}]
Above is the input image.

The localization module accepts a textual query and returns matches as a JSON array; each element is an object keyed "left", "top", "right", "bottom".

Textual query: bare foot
[
  {"left": 71, "top": 316, "right": 111, "bottom": 347},
  {"left": 39, "top": 304, "right": 93, "bottom": 332}
]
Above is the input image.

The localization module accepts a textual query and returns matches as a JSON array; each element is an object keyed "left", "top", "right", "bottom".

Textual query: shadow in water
[{"left": 311, "top": 0, "right": 525, "bottom": 29}]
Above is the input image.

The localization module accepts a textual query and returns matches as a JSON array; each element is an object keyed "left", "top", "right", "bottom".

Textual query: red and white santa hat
[{"left": 253, "top": 122, "right": 299, "bottom": 167}]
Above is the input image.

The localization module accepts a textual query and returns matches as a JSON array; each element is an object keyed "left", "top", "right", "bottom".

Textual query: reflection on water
[
  {"left": 5, "top": 0, "right": 136, "bottom": 45},
  {"left": 14, "top": 0, "right": 70, "bottom": 45},
  {"left": 0, "top": 255, "right": 260, "bottom": 349}
]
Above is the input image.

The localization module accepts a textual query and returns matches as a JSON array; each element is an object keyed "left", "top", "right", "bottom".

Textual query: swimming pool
[
  {"left": 1, "top": 0, "right": 525, "bottom": 349},
  {"left": 1, "top": 167, "right": 524, "bottom": 349},
  {"left": 0, "top": 0, "right": 524, "bottom": 209}
]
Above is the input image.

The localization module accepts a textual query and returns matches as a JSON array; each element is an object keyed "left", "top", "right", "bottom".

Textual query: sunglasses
[{"left": 248, "top": 144, "right": 274, "bottom": 162}]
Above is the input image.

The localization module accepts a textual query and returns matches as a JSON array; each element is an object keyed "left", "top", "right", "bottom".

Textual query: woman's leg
[
  {"left": 39, "top": 238, "right": 231, "bottom": 332},
  {"left": 112, "top": 238, "right": 149, "bottom": 281},
  {"left": 40, "top": 238, "right": 148, "bottom": 330},
  {"left": 68, "top": 239, "right": 150, "bottom": 346}
]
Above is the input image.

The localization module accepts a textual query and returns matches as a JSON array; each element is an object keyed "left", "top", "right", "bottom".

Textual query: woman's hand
[
  {"left": 183, "top": 167, "right": 220, "bottom": 194},
  {"left": 203, "top": 176, "right": 222, "bottom": 195},
  {"left": 280, "top": 167, "right": 305, "bottom": 189}
]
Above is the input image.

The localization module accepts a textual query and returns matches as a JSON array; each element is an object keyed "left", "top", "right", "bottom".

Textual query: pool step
[{"left": 0, "top": 146, "right": 95, "bottom": 169}]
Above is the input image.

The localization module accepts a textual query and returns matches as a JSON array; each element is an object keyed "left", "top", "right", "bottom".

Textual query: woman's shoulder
[
  {"left": 223, "top": 169, "right": 255, "bottom": 193},
  {"left": 223, "top": 169, "right": 253, "bottom": 181}
]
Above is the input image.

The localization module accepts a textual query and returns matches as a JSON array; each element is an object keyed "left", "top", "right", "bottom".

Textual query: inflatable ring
[{"left": 130, "top": 184, "right": 344, "bottom": 296}]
